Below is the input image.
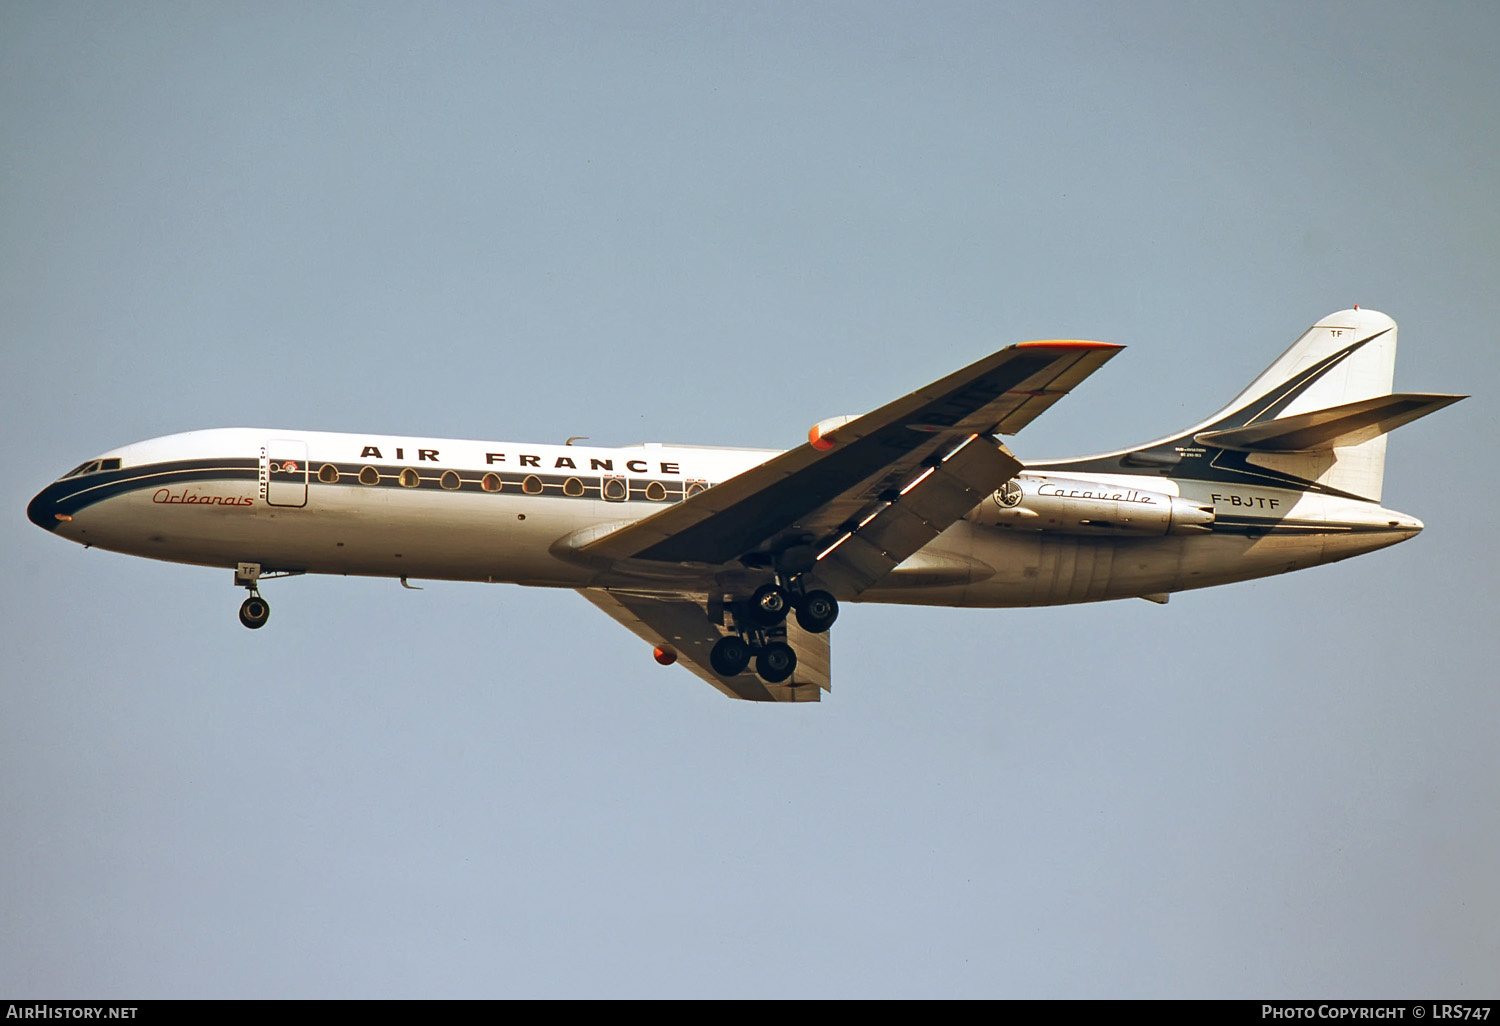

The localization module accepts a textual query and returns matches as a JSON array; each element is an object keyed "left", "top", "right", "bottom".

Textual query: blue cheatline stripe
[{"left": 31, "top": 459, "right": 260, "bottom": 524}]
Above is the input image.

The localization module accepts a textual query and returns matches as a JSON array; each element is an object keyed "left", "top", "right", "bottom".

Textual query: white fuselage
[{"left": 31, "top": 427, "right": 1423, "bottom": 608}]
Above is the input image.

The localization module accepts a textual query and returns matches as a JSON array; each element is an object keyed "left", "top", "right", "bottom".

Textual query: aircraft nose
[{"left": 27, "top": 483, "right": 68, "bottom": 531}]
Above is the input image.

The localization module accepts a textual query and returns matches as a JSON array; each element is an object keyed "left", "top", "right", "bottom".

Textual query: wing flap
[
  {"left": 814, "top": 434, "right": 1020, "bottom": 595},
  {"left": 578, "top": 588, "right": 829, "bottom": 702}
]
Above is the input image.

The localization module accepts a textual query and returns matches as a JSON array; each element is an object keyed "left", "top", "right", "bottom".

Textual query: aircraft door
[
  {"left": 601, "top": 474, "right": 628, "bottom": 502},
  {"left": 265, "top": 439, "right": 308, "bottom": 507}
]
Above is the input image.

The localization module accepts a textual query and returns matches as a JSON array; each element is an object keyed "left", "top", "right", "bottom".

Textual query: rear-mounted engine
[{"left": 969, "top": 474, "right": 1214, "bottom": 536}]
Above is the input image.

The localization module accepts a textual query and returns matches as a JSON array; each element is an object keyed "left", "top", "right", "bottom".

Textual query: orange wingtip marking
[{"left": 1015, "top": 339, "right": 1122, "bottom": 350}]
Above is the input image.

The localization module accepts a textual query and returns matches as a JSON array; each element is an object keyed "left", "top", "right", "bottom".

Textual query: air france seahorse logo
[{"left": 995, "top": 479, "right": 1024, "bottom": 508}]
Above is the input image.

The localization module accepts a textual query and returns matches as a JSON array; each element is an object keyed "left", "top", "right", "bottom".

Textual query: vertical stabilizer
[
  {"left": 1216, "top": 309, "right": 1398, "bottom": 421},
  {"left": 1210, "top": 309, "right": 1397, "bottom": 501}
]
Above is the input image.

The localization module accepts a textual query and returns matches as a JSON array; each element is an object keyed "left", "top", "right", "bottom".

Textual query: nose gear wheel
[{"left": 239, "top": 595, "right": 270, "bottom": 629}]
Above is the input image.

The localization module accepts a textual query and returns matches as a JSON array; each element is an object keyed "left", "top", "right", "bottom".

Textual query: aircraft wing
[
  {"left": 578, "top": 588, "right": 830, "bottom": 702},
  {"left": 578, "top": 340, "right": 1122, "bottom": 591}
]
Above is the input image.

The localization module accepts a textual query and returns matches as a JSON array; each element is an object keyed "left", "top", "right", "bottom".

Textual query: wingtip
[{"left": 1015, "top": 339, "right": 1124, "bottom": 351}]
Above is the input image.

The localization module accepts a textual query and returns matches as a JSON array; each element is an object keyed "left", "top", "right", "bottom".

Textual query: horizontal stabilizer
[{"left": 1194, "top": 393, "right": 1465, "bottom": 453}]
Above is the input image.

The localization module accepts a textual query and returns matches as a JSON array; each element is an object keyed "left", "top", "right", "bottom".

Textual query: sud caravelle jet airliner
[{"left": 28, "top": 308, "right": 1464, "bottom": 702}]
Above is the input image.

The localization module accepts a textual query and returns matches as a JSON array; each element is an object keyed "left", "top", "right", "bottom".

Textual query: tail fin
[
  {"left": 1042, "top": 309, "right": 1464, "bottom": 502},
  {"left": 1215, "top": 308, "right": 1401, "bottom": 425},
  {"left": 1204, "top": 308, "right": 1407, "bottom": 502}
]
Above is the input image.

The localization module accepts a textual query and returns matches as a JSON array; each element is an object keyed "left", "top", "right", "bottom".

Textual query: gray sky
[{"left": 3, "top": 1, "right": 1497, "bottom": 998}]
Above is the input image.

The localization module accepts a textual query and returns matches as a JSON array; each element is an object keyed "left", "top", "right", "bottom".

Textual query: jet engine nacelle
[{"left": 969, "top": 474, "right": 1214, "bottom": 536}]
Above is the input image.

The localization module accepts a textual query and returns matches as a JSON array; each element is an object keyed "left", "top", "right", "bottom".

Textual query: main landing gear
[
  {"left": 710, "top": 632, "right": 801, "bottom": 684},
  {"left": 709, "top": 581, "right": 839, "bottom": 684},
  {"left": 748, "top": 583, "right": 839, "bottom": 634}
]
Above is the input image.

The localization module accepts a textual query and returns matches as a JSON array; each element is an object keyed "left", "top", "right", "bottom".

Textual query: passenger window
[
  {"left": 318, "top": 464, "right": 339, "bottom": 484},
  {"left": 522, "top": 475, "right": 544, "bottom": 495},
  {"left": 359, "top": 466, "right": 380, "bottom": 485},
  {"left": 602, "top": 476, "right": 627, "bottom": 502},
  {"left": 645, "top": 481, "right": 667, "bottom": 502},
  {"left": 399, "top": 468, "right": 421, "bottom": 488},
  {"left": 440, "top": 471, "right": 461, "bottom": 491},
  {"left": 563, "top": 477, "right": 585, "bottom": 497},
  {"left": 481, "top": 473, "right": 502, "bottom": 493}
]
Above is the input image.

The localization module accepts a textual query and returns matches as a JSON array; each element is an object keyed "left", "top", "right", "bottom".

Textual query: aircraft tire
[
  {"left": 756, "top": 642, "right": 797, "bottom": 684},
  {"left": 794, "top": 590, "right": 839, "bottom": 634},
  {"left": 749, "top": 584, "right": 790, "bottom": 626},
  {"left": 238, "top": 596, "right": 270, "bottom": 630},
  {"left": 709, "top": 635, "right": 752, "bottom": 677}
]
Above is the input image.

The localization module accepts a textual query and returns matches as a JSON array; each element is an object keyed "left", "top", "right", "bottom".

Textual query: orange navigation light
[{"left": 808, "top": 414, "right": 858, "bottom": 451}]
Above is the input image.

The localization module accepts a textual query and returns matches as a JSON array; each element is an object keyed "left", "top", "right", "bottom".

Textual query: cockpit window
[{"left": 60, "top": 457, "right": 123, "bottom": 481}]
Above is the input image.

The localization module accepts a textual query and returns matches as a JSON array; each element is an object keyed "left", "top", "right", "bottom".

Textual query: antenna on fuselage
[{"left": 565, "top": 436, "right": 588, "bottom": 446}]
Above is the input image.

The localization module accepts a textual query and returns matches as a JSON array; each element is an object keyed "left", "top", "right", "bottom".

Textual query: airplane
[{"left": 27, "top": 308, "right": 1464, "bottom": 702}]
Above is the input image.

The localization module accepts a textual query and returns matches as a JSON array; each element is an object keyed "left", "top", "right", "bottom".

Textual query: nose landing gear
[
  {"left": 232, "top": 561, "right": 302, "bottom": 630},
  {"left": 234, "top": 562, "right": 268, "bottom": 629}
]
